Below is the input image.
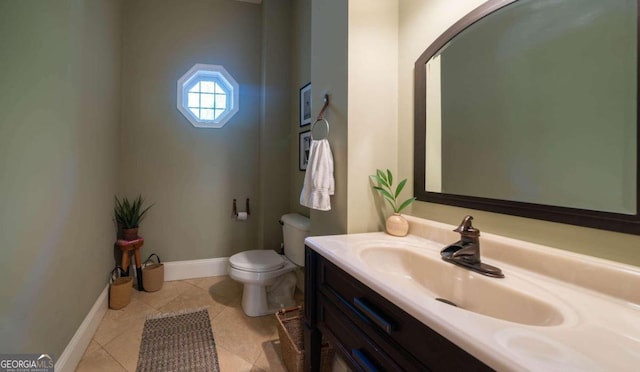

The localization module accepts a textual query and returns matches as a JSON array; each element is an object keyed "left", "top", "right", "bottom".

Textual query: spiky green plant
[
  {"left": 114, "top": 195, "right": 153, "bottom": 229},
  {"left": 370, "top": 169, "right": 416, "bottom": 214}
]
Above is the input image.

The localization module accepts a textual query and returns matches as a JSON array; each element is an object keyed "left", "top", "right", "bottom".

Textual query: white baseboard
[
  {"left": 55, "top": 284, "right": 109, "bottom": 372},
  {"left": 164, "top": 257, "right": 230, "bottom": 281},
  {"left": 55, "top": 257, "right": 228, "bottom": 371}
]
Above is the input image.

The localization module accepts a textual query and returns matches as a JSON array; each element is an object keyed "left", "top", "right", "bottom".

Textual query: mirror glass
[{"left": 415, "top": 0, "right": 640, "bottom": 234}]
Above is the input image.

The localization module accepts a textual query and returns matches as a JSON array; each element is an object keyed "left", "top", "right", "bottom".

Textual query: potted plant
[
  {"left": 370, "top": 169, "right": 416, "bottom": 236},
  {"left": 114, "top": 195, "right": 153, "bottom": 240}
]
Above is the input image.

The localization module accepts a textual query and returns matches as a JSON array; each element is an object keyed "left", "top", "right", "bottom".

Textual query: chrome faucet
[{"left": 441, "top": 215, "right": 504, "bottom": 278}]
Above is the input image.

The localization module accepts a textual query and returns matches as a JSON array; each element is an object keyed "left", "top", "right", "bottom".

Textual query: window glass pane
[
  {"left": 201, "top": 80, "right": 216, "bottom": 93},
  {"left": 201, "top": 109, "right": 214, "bottom": 120},
  {"left": 200, "top": 93, "right": 214, "bottom": 108},
  {"left": 178, "top": 65, "right": 237, "bottom": 127},
  {"left": 188, "top": 82, "right": 200, "bottom": 93},
  {"left": 215, "top": 94, "right": 227, "bottom": 109},
  {"left": 188, "top": 93, "right": 200, "bottom": 108}
]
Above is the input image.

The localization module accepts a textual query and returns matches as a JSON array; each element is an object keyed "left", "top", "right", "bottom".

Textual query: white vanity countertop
[{"left": 305, "top": 224, "right": 640, "bottom": 372}]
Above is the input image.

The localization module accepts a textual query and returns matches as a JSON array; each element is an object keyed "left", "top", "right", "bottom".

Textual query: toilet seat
[{"left": 229, "top": 250, "right": 285, "bottom": 272}]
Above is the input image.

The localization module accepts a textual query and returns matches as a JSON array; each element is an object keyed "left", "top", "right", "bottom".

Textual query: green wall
[
  {"left": 0, "top": 0, "right": 122, "bottom": 357},
  {"left": 260, "top": 0, "right": 294, "bottom": 251},
  {"left": 119, "top": 0, "right": 264, "bottom": 260},
  {"left": 309, "top": 0, "right": 349, "bottom": 236},
  {"left": 290, "top": 0, "right": 312, "bottom": 217}
]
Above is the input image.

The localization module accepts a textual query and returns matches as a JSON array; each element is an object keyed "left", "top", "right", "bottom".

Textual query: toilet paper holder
[{"left": 232, "top": 198, "right": 250, "bottom": 219}]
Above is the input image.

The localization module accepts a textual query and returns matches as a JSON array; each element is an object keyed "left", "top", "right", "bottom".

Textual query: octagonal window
[{"left": 177, "top": 64, "right": 239, "bottom": 128}]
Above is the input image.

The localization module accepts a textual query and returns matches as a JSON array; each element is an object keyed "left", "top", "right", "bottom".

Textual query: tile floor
[{"left": 76, "top": 276, "right": 301, "bottom": 371}]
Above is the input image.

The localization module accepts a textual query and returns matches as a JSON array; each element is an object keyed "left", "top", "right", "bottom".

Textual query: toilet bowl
[{"left": 228, "top": 213, "right": 310, "bottom": 317}]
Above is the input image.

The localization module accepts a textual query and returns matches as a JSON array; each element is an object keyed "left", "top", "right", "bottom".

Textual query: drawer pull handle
[
  {"left": 352, "top": 349, "right": 379, "bottom": 372},
  {"left": 353, "top": 297, "right": 394, "bottom": 334}
]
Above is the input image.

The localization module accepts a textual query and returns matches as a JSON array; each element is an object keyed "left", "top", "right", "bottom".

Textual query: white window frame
[{"left": 177, "top": 64, "right": 239, "bottom": 128}]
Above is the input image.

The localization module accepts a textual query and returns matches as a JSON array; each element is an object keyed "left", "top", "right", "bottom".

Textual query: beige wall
[
  {"left": 120, "top": 0, "right": 263, "bottom": 261},
  {"left": 398, "top": 0, "right": 640, "bottom": 266},
  {"left": 347, "top": 0, "right": 399, "bottom": 233},
  {"left": 0, "top": 0, "right": 122, "bottom": 357}
]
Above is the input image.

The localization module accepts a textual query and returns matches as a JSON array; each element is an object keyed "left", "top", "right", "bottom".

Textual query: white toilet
[{"left": 228, "top": 213, "right": 310, "bottom": 317}]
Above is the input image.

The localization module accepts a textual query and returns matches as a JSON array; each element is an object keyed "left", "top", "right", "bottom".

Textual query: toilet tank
[{"left": 281, "top": 213, "right": 311, "bottom": 266}]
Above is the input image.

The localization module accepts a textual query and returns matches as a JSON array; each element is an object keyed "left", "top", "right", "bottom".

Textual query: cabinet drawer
[
  {"left": 319, "top": 292, "right": 402, "bottom": 372},
  {"left": 316, "top": 253, "right": 491, "bottom": 371}
]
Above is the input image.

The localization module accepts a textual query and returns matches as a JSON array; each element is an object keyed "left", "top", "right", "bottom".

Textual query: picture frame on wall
[
  {"left": 299, "top": 130, "right": 312, "bottom": 171},
  {"left": 300, "top": 82, "right": 312, "bottom": 126}
]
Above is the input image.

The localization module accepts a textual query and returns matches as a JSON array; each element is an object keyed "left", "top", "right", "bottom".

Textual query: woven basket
[
  {"left": 276, "top": 306, "right": 334, "bottom": 372},
  {"left": 109, "top": 266, "right": 133, "bottom": 310},
  {"left": 142, "top": 253, "right": 164, "bottom": 292}
]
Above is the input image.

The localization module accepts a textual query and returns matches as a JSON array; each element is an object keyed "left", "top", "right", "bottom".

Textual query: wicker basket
[
  {"left": 142, "top": 253, "right": 164, "bottom": 292},
  {"left": 109, "top": 266, "right": 133, "bottom": 310},
  {"left": 276, "top": 306, "right": 334, "bottom": 372}
]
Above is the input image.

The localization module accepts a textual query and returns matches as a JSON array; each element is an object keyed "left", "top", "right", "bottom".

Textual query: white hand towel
[{"left": 300, "top": 139, "right": 335, "bottom": 211}]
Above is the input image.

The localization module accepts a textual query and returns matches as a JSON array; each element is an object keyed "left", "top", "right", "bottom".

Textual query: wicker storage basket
[
  {"left": 109, "top": 266, "right": 133, "bottom": 310},
  {"left": 276, "top": 306, "right": 334, "bottom": 372},
  {"left": 142, "top": 253, "right": 164, "bottom": 292}
]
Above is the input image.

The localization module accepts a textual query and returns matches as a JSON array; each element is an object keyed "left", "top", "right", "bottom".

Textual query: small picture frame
[
  {"left": 300, "top": 82, "right": 312, "bottom": 126},
  {"left": 299, "top": 130, "right": 312, "bottom": 171}
]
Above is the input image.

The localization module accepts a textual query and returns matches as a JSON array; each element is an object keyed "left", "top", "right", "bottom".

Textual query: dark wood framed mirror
[{"left": 414, "top": 0, "right": 640, "bottom": 235}]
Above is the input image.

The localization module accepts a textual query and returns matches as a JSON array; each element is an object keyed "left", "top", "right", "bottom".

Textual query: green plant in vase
[
  {"left": 114, "top": 195, "right": 153, "bottom": 240},
  {"left": 370, "top": 169, "right": 416, "bottom": 236}
]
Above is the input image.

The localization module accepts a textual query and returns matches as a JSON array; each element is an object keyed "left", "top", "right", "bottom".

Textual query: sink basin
[{"left": 358, "top": 246, "right": 564, "bottom": 326}]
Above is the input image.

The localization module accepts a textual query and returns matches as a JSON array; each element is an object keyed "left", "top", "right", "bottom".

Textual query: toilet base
[{"left": 240, "top": 272, "right": 296, "bottom": 317}]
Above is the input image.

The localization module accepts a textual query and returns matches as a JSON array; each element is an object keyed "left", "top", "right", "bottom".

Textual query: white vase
[{"left": 386, "top": 213, "right": 409, "bottom": 237}]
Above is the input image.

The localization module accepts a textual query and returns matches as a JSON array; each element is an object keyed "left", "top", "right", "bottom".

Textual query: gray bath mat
[{"left": 136, "top": 308, "right": 219, "bottom": 371}]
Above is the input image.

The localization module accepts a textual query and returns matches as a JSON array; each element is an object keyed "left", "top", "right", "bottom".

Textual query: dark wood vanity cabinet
[{"left": 304, "top": 246, "right": 492, "bottom": 372}]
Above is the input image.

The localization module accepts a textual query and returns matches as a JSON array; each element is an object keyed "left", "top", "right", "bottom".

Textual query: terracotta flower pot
[
  {"left": 386, "top": 213, "right": 409, "bottom": 237},
  {"left": 122, "top": 228, "right": 139, "bottom": 241}
]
